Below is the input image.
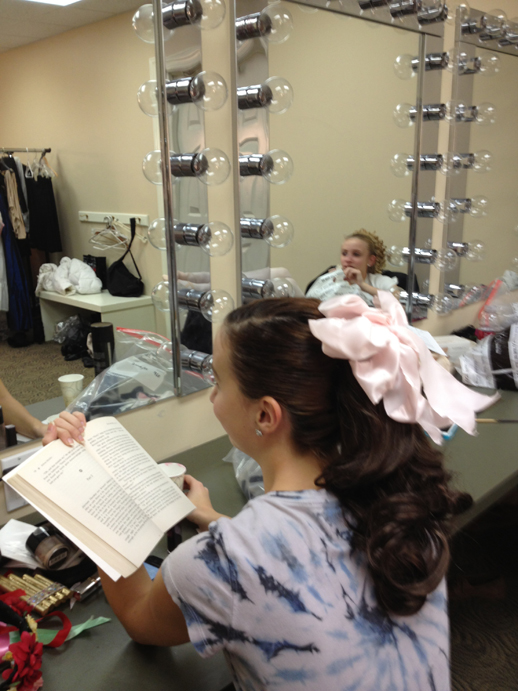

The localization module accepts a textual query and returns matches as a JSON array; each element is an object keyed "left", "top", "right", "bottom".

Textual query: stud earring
[{"left": 255, "top": 429, "right": 263, "bottom": 437}]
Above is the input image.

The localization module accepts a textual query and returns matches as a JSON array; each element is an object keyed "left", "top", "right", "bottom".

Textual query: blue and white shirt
[{"left": 162, "top": 490, "right": 450, "bottom": 691}]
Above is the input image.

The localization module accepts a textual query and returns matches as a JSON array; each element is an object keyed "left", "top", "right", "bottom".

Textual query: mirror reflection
[
  {"left": 0, "top": 5, "right": 179, "bottom": 440},
  {"left": 237, "top": 2, "right": 421, "bottom": 309}
]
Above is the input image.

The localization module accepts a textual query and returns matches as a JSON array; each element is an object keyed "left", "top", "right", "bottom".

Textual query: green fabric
[{"left": 10, "top": 616, "right": 111, "bottom": 644}]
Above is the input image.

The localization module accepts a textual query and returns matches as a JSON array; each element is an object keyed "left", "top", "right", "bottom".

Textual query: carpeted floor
[{"left": 0, "top": 338, "right": 95, "bottom": 406}]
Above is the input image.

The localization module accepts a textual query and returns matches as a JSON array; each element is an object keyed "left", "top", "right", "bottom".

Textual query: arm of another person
[{"left": 0, "top": 378, "right": 47, "bottom": 439}]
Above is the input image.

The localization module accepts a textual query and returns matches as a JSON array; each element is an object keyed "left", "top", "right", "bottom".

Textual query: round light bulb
[
  {"left": 190, "top": 71, "right": 228, "bottom": 111},
  {"left": 197, "top": 221, "right": 234, "bottom": 256},
  {"left": 393, "top": 103, "right": 414, "bottom": 128},
  {"left": 393, "top": 54, "right": 415, "bottom": 80},
  {"left": 263, "top": 77, "right": 294, "bottom": 114},
  {"left": 445, "top": 100, "right": 465, "bottom": 122},
  {"left": 478, "top": 53, "right": 500, "bottom": 76},
  {"left": 483, "top": 8, "right": 507, "bottom": 31},
  {"left": 440, "top": 152, "right": 461, "bottom": 177},
  {"left": 446, "top": 47, "right": 468, "bottom": 74},
  {"left": 470, "top": 195, "right": 489, "bottom": 218},
  {"left": 156, "top": 342, "right": 174, "bottom": 372},
  {"left": 424, "top": 238, "right": 432, "bottom": 249},
  {"left": 132, "top": 4, "right": 173, "bottom": 43},
  {"left": 431, "top": 293, "right": 454, "bottom": 315},
  {"left": 201, "top": 355, "right": 215, "bottom": 385},
  {"left": 388, "top": 245, "right": 406, "bottom": 267},
  {"left": 271, "top": 277, "right": 294, "bottom": 298},
  {"left": 199, "top": 289, "right": 234, "bottom": 322},
  {"left": 390, "top": 153, "right": 411, "bottom": 178},
  {"left": 263, "top": 215, "right": 294, "bottom": 248},
  {"left": 151, "top": 281, "right": 170, "bottom": 312},
  {"left": 261, "top": 149, "right": 294, "bottom": 185},
  {"left": 260, "top": 4, "right": 293, "bottom": 44},
  {"left": 446, "top": 1, "right": 470, "bottom": 25},
  {"left": 143, "top": 150, "right": 167, "bottom": 185},
  {"left": 193, "top": 147, "right": 231, "bottom": 185},
  {"left": 148, "top": 218, "right": 167, "bottom": 250},
  {"left": 466, "top": 240, "right": 485, "bottom": 261},
  {"left": 199, "top": 0, "right": 226, "bottom": 29},
  {"left": 422, "top": 278, "right": 430, "bottom": 294},
  {"left": 387, "top": 200, "right": 408, "bottom": 223},
  {"left": 472, "top": 150, "right": 492, "bottom": 173},
  {"left": 475, "top": 102, "right": 496, "bottom": 126},
  {"left": 434, "top": 248, "right": 459, "bottom": 272},
  {"left": 137, "top": 80, "right": 159, "bottom": 117},
  {"left": 437, "top": 201, "right": 455, "bottom": 225}
]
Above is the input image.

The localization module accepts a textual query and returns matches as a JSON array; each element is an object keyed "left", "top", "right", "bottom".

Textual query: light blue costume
[{"left": 162, "top": 490, "right": 450, "bottom": 691}]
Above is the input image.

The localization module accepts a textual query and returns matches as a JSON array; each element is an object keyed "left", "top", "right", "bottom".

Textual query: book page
[
  {"left": 9, "top": 439, "right": 162, "bottom": 567},
  {"left": 84, "top": 417, "right": 194, "bottom": 532}
]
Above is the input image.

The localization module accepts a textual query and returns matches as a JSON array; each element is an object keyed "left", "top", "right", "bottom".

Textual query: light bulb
[
  {"left": 151, "top": 281, "right": 170, "bottom": 312},
  {"left": 439, "top": 152, "right": 462, "bottom": 177},
  {"left": 201, "top": 355, "right": 215, "bottom": 384},
  {"left": 262, "top": 149, "right": 293, "bottom": 185},
  {"left": 472, "top": 150, "right": 492, "bottom": 173},
  {"left": 483, "top": 8, "right": 507, "bottom": 34},
  {"left": 430, "top": 293, "right": 454, "bottom": 315},
  {"left": 198, "top": 0, "right": 226, "bottom": 29},
  {"left": 393, "top": 103, "right": 414, "bottom": 128},
  {"left": 475, "top": 102, "right": 496, "bottom": 125},
  {"left": 446, "top": 1, "right": 470, "bottom": 24},
  {"left": 388, "top": 245, "right": 406, "bottom": 267},
  {"left": 424, "top": 238, "right": 432, "bottom": 249},
  {"left": 445, "top": 100, "right": 465, "bottom": 122},
  {"left": 199, "top": 289, "right": 234, "bottom": 322},
  {"left": 478, "top": 53, "right": 500, "bottom": 76},
  {"left": 148, "top": 218, "right": 167, "bottom": 250},
  {"left": 137, "top": 80, "right": 159, "bottom": 117},
  {"left": 197, "top": 222, "right": 234, "bottom": 256},
  {"left": 193, "top": 147, "right": 230, "bottom": 185},
  {"left": 156, "top": 342, "right": 174, "bottom": 372},
  {"left": 437, "top": 200, "right": 456, "bottom": 224},
  {"left": 390, "top": 153, "right": 411, "bottom": 178},
  {"left": 263, "top": 215, "right": 294, "bottom": 248},
  {"left": 143, "top": 150, "right": 166, "bottom": 185},
  {"left": 190, "top": 71, "right": 228, "bottom": 111},
  {"left": 470, "top": 195, "right": 489, "bottom": 218},
  {"left": 387, "top": 200, "right": 408, "bottom": 223},
  {"left": 259, "top": 4, "right": 293, "bottom": 43},
  {"left": 466, "top": 240, "right": 485, "bottom": 261},
  {"left": 434, "top": 249, "right": 459, "bottom": 272},
  {"left": 132, "top": 4, "right": 173, "bottom": 43},
  {"left": 446, "top": 47, "right": 468, "bottom": 74},
  {"left": 263, "top": 77, "right": 294, "bottom": 114},
  {"left": 422, "top": 278, "right": 430, "bottom": 294},
  {"left": 393, "top": 54, "right": 415, "bottom": 80},
  {"left": 271, "top": 277, "right": 294, "bottom": 297}
]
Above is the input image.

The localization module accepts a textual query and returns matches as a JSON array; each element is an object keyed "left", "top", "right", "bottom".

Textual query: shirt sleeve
[
  {"left": 161, "top": 519, "right": 240, "bottom": 658},
  {"left": 371, "top": 273, "right": 398, "bottom": 291}
]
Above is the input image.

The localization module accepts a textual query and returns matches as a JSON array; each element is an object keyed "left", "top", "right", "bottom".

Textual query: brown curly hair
[
  {"left": 225, "top": 298, "right": 472, "bottom": 617},
  {"left": 345, "top": 229, "right": 387, "bottom": 274}
]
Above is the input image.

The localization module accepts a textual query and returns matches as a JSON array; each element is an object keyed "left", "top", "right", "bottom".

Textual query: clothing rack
[{"left": 0, "top": 148, "right": 51, "bottom": 155}]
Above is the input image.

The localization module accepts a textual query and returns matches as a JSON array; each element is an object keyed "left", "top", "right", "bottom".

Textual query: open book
[{"left": 4, "top": 417, "right": 195, "bottom": 581}]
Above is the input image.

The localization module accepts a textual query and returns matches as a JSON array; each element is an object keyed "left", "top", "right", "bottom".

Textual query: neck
[{"left": 254, "top": 441, "right": 323, "bottom": 493}]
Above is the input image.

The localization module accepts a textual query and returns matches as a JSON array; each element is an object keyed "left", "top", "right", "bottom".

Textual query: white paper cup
[
  {"left": 160, "top": 462, "right": 186, "bottom": 490},
  {"left": 58, "top": 374, "right": 85, "bottom": 407}
]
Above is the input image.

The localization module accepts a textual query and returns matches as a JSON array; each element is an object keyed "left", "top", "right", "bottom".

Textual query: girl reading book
[{"left": 46, "top": 294, "right": 496, "bottom": 691}]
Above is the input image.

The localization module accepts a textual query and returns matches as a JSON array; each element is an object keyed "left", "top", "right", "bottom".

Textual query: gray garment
[{"left": 14, "top": 157, "right": 30, "bottom": 236}]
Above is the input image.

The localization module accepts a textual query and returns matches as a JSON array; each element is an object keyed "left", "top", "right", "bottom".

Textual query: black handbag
[{"left": 107, "top": 218, "right": 144, "bottom": 298}]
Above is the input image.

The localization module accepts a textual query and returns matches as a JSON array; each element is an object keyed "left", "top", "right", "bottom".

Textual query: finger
[
  {"left": 54, "top": 419, "right": 84, "bottom": 445},
  {"left": 42, "top": 423, "right": 58, "bottom": 447}
]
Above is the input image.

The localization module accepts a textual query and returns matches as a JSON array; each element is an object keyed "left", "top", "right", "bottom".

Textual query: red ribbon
[{"left": 36, "top": 611, "right": 72, "bottom": 648}]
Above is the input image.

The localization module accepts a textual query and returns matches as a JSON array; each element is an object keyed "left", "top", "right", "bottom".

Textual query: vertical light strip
[
  {"left": 406, "top": 31, "right": 426, "bottom": 322},
  {"left": 152, "top": 0, "right": 182, "bottom": 396}
]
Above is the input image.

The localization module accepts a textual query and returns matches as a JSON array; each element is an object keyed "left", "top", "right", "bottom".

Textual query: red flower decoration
[
  {"left": 2, "top": 631, "right": 43, "bottom": 691},
  {"left": 0, "top": 590, "right": 33, "bottom": 617}
]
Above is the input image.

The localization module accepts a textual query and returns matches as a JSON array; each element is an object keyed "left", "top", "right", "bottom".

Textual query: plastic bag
[
  {"left": 223, "top": 447, "right": 264, "bottom": 499},
  {"left": 54, "top": 314, "right": 92, "bottom": 361},
  {"left": 459, "top": 323, "right": 518, "bottom": 390}
]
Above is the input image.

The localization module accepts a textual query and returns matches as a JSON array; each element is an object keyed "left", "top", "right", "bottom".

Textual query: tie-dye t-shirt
[{"left": 162, "top": 489, "right": 450, "bottom": 691}]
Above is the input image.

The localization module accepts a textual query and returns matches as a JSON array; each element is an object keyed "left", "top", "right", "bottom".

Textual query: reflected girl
[{"left": 306, "top": 229, "right": 399, "bottom": 305}]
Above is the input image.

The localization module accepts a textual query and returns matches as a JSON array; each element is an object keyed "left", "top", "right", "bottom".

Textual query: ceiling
[{"left": 0, "top": 0, "right": 143, "bottom": 54}]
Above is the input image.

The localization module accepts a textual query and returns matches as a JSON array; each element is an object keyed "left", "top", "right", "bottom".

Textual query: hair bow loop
[{"left": 309, "top": 292, "right": 499, "bottom": 444}]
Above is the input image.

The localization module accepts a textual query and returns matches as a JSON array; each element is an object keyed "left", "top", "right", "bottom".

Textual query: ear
[
  {"left": 256, "top": 396, "right": 284, "bottom": 436},
  {"left": 367, "top": 254, "right": 376, "bottom": 268}
]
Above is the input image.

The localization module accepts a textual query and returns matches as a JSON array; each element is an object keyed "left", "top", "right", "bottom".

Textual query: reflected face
[
  {"left": 210, "top": 329, "right": 255, "bottom": 452},
  {"left": 340, "top": 238, "right": 376, "bottom": 279}
]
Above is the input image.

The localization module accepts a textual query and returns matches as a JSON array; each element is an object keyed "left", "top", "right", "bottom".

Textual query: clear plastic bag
[
  {"left": 223, "top": 447, "right": 265, "bottom": 499},
  {"left": 53, "top": 315, "right": 84, "bottom": 344}
]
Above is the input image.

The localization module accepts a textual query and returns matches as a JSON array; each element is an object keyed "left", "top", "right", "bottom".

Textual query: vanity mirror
[
  {"left": 441, "top": 7, "right": 518, "bottom": 301},
  {"left": 0, "top": 3, "right": 188, "bottom": 431},
  {"left": 235, "top": 0, "right": 448, "bottom": 320}
]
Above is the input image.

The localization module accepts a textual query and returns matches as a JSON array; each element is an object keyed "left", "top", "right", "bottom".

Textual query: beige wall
[{"left": 0, "top": 11, "right": 163, "bottom": 298}]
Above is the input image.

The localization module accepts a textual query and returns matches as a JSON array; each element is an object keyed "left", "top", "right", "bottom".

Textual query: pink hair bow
[{"left": 308, "top": 291, "right": 499, "bottom": 444}]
